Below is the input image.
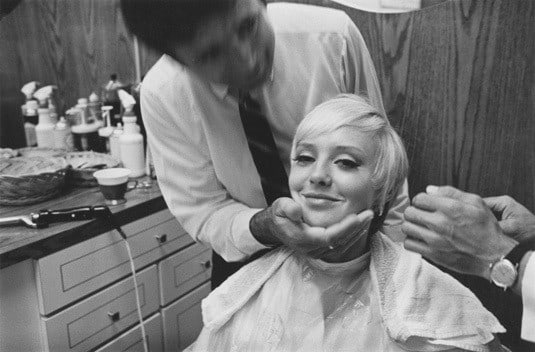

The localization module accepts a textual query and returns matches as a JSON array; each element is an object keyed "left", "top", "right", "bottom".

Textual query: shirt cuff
[
  {"left": 230, "top": 208, "right": 270, "bottom": 257},
  {"left": 521, "top": 252, "right": 535, "bottom": 342}
]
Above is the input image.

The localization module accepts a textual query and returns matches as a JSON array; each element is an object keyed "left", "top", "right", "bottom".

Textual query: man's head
[
  {"left": 121, "top": 0, "right": 274, "bottom": 90},
  {"left": 290, "top": 94, "right": 408, "bottom": 227}
]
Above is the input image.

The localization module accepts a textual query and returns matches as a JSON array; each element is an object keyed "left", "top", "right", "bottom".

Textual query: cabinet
[{"left": 0, "top": 209, "right": 212, "bottom": 352}]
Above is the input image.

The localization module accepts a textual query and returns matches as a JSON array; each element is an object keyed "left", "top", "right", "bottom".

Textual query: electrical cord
[{"left": 104, "top": 210, "right": 148, "bottom": 352}]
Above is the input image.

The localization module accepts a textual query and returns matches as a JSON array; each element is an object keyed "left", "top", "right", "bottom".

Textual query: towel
[{"left": 201, "top": 233, "right": 505, "bottom": 350}]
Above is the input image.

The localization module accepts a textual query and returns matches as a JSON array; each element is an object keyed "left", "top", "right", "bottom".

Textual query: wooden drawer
[
  {"left": 36, "top": 209, "right": 194, "bottom": 315},
  {"left": 95, "top": 313, "right": 163, "bottom": 352},
  {"left": 162, "top": 282, "right": 211, "bottom": 352},
  {"left": 40, "top": 265, "right": 159, "bottom": 352},
  {"left": 158, "top": 243, "right": 211, "bottom": 306}
]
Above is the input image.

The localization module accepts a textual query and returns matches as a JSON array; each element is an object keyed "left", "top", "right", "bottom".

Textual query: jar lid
[{"left": 72, "top": 122, "right": 99, "bottom": 134}]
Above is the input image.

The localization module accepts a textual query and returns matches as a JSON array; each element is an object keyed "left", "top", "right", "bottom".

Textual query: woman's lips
[{"left": 301, "top": 193, "right": 343, "bottom": 207}]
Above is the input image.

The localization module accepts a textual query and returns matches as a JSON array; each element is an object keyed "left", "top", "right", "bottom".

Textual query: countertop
[{"left": 0, "top": 179, "right": 167, "bottom": 269}]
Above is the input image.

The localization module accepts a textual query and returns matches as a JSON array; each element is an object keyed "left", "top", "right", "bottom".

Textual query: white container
[
  {"left": 119, "top": 115, "right": 145, "bottom": 178},
  {"left": 110, "top": 123, "right": 123, "bottom": 161},
  {"left": 35, "top": 108, "right": 56, "bottom": 148}
]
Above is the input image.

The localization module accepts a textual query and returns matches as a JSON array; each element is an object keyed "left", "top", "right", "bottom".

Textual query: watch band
[{"left": 505, "top": 242, "right": 533, "bottom": 267}]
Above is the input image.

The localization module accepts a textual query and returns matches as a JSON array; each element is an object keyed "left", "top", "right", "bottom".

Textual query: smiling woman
[{"left": 185, "top": 94, "right": 506, "bottom": 352}]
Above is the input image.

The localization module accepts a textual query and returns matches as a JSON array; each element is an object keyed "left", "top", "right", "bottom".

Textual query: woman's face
[{"left": 289, "top": 125, "right": 377, "bottom": 227}]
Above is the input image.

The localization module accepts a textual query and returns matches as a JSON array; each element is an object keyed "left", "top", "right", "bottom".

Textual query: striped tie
[{"left": 238, "top": 91, "right": 290, "bottom": 205}]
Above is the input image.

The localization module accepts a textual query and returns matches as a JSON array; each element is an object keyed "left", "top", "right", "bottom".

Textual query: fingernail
[{"left": 426, "top": 185, "right": 438, "bottom": 194}]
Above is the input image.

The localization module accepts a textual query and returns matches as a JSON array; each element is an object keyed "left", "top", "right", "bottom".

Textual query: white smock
[{"left": 188, "top": 234, "right": 505, "bottom": 352}]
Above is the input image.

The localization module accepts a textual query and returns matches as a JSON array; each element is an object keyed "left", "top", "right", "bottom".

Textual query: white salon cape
[
  {"left": 141, "top": 2, "right": 408, "bottom": 262},
  {"left": 187, "top": 233, "right": 505, "bottom": 352}
]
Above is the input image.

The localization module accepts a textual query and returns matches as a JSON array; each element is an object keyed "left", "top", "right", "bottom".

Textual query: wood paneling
[
  {"left": 0, "top": 0, "right": 138, "bottom": 148},
  {"left": 281, "top": 0, "right": 535, "bottom": 214}
]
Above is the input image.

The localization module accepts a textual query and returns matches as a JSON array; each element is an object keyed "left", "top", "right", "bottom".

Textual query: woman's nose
[{"left": 309, "top": 165, "right": 332, "bottom": 187}]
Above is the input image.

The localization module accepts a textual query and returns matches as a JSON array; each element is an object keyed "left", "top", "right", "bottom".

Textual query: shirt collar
[{"left": 209, "top": 68, "right": 275, "bottom": 100}]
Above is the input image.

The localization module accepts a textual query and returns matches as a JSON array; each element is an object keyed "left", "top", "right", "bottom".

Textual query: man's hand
[
  {"left": 402, "top": 185, "right": 517, "bottom": 279},
  {"left": 251, "top": 197, "right": 374, "bottom": 260},
  {"left": 484, "top": 195, "right": 535, "bottom": 248}
]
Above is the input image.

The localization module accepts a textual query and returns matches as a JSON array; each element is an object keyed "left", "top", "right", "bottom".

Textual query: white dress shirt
[
  {"left": 522, "top": 253, "right": 535, "bottom": 342},
  {"left": 141, "top": 3, "right": 408, "bottom": 262}
]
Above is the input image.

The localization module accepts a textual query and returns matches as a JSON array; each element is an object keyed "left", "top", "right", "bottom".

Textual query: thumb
[
  {"left": 483, "top": 196, "right": 508, "bottom": 213},
  {"left": 273, "top": 198, "right": 303, "bottom": 222}
]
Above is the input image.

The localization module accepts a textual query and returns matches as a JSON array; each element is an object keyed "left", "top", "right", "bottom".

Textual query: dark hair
[{"left": 120, "top": 0, "right": 237, "bottom": 55}]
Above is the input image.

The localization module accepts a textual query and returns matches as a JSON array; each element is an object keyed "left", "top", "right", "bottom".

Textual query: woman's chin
[{"left": 302, "top": 210, "right": 344, "bottom": 228}]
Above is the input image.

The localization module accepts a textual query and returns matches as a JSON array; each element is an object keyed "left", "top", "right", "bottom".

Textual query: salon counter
[
  {"left": 0, "top": 180, "right": 212, "bottom": 352},
  {"left": 0, "top": 178, "right": 166, "bottom": 269}
]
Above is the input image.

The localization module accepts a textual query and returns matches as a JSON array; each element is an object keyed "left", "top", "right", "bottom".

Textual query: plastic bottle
[
  {"left": 98, "top": 106, "right": 115, "bottom": 153},
  {"left": 54, "top": 117, "right": 74, "bottom": 150},
  {"left": 88, "top": 92, "right": 103, "bottom": 125},
  {"left": 23, "top": 100, "right": 39, "bottom": 147},
  {"left": 102, "top": 74, "right": 123, "bottom": 125},
  {"left": 119, "top": 110, "right": 145, "bottom": 178},
  {"left": 110, "top": 123, "right": 123, "bottom": 161},
  {"left": 35, "top": 108, "right": 56, "bottom": 148}
]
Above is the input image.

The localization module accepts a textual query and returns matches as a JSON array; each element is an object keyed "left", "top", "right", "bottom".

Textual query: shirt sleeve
[
  {"left": 340, "top": 15, "right": 409, "bottom": 242},
  {"left": 522, "top": 252, "right": 535, "bottom": 342},
  {"left": 141, "top": 82, "right": 267, "bottom": 262}
]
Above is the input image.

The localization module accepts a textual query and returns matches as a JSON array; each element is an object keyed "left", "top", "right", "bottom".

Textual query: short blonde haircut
[{"left": 291, "top": 94, "right": 408, "bottom": 216}]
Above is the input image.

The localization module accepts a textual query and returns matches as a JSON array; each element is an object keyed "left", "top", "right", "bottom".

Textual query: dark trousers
[{"left": 211, "top": 249, "right": 272, "bottom": 290}]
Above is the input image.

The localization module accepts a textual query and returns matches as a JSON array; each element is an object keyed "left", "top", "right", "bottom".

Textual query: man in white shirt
[
  {"left": 402, "top": 185, "right": 535, "bottom": 344},
  {"left": 121, "top": 0, "right": 408, "bottom": 287}
]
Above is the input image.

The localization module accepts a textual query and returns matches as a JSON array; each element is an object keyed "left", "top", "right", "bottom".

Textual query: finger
[
  {"left": 324, "top": 210, "right": 374, "bottom": 245},
  {"left": 404, "top": 205, "right": 444, "bottom": 230},
  {"left": 427, "top": 185, "right": 483, "bottom": 206},
  {"left": 403, "top": 238, "right": 432, "bottom": 257},
  {"left": 274, "top": 198, "right": 303, "bottom": 222},
  {"left": 401, "top": 221, "right": 442, "bottom": 245},
  {"left": 483, "top": 195, "right": 512, "bottom": 215},
  {"left": 499, "top": 218, "right": 518, "bottom": 236},
  {"left": 412, "top": 192, "right": 468, "bottom": 219}
]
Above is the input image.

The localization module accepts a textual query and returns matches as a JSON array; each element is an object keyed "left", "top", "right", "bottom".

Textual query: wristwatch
[{"left": 489, "top": 243, "right": 531, "bottom": 290}]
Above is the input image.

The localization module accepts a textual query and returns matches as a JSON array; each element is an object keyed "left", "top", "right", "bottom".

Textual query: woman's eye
[
  {"left": 336, "top": 159, "right": 358, "bottom": 169},
  {"left": 293, "top": 155, "right": 314, "bottom": 165}
]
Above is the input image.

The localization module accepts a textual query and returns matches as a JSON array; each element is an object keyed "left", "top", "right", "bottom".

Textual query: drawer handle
[
  {"left": 107, "top": 311, "right": 120, "bottom": 322},
  {"left": 200, "top": 260, "right": 211, "bottom": 269},
  {"left": 155, "top": 234, "right": 168, "bottom": 244}
]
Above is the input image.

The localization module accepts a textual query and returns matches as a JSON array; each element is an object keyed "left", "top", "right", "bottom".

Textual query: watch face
[{"left": 490, "top": 259, "right": 517, "bottom": 288}]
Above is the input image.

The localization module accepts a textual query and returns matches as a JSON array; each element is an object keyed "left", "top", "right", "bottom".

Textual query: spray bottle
[
  {"left": 20, "top": 81, "right": 40, "bottom": 147},
  {"left": 118, "top": 89, "right": 145, "bottom": 177},
  {"left": 33, "top": 85, "right": 58, "bottom": 109}
]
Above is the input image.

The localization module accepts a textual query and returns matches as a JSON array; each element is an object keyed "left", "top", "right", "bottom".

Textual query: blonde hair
[{"left": 291, "top": 94, "right": 408, "bottom": 216}]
